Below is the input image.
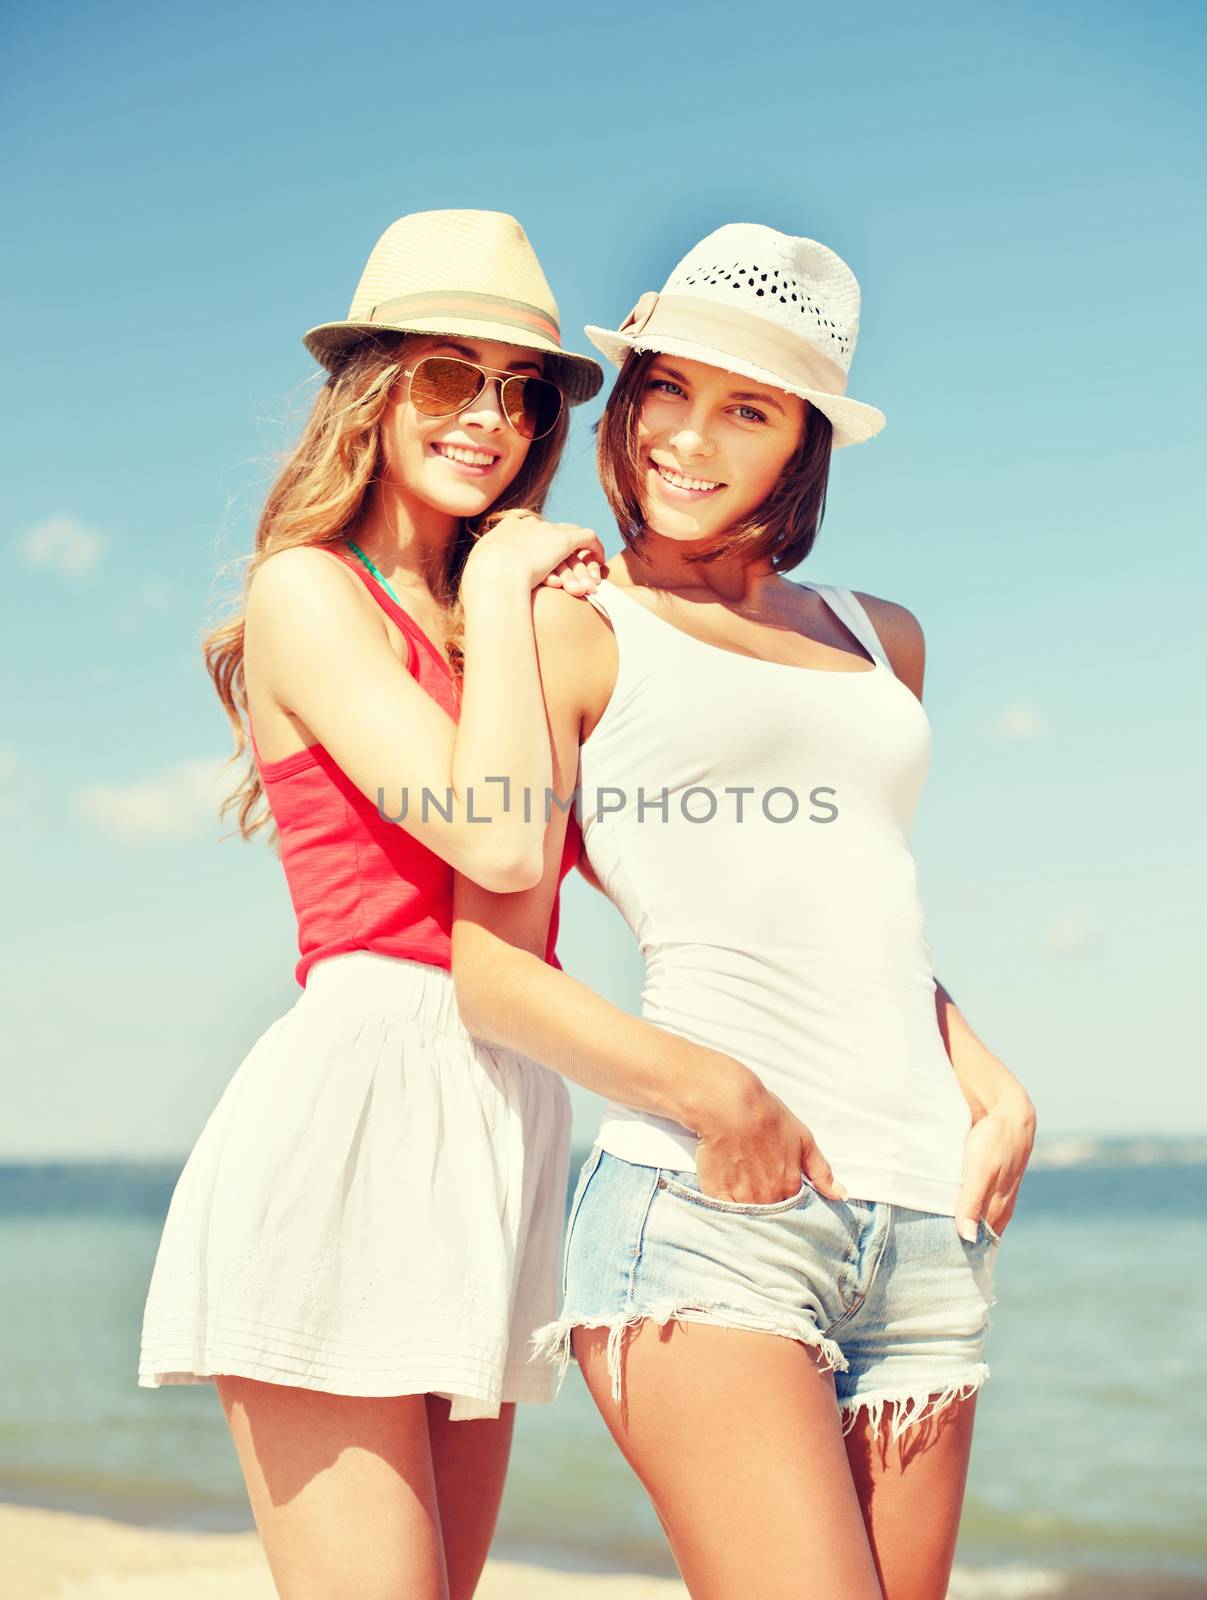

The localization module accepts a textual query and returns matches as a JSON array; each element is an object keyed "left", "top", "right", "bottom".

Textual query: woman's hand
[
  {"left": 954, "top": 1091, "right": 1036, "bottom": 1242},
  {"left": 463, "top": 511, "right": 605, "bottom": 594},
  {"left": 539, "top": 546, "right": 604, "bottom": 598},
  {"left": 692, "top": 1064, "right": 848, "bottom": 1206}
]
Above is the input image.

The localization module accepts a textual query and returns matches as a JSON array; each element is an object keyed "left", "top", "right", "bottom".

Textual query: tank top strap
[
  {"left": 583, "top": 579, "right": 668, "bottom": 655},
  {"left": 797, "top": 579, "right": 894, "bottom": 675},
  {"left": 327, "top": 546, "right": 451, "bottom": 681},
  {"left": 590, "top": 576, "right": 896, "bottom": 678}
]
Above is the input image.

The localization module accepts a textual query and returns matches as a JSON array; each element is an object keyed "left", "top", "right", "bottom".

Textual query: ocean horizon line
[{"left": 1, "top": 1131, "right": 1205, "bottom": 1173}]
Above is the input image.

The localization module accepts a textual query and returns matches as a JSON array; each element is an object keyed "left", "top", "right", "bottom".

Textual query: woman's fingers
[
  {"left": 536, "top": 549, "right": 602, "bottom": 594},
  {"left": 955, "top": 1175, "right": 1012, "bottom": 1241},
  {"left": 474, "top": 513, "right": 604, "bottom": 589},
  {"left": 799, "top": 1129, "right": 848, "bottom": 1202},
  {"left": 555, "top": 546, "right": 602, "bottom": 597}
]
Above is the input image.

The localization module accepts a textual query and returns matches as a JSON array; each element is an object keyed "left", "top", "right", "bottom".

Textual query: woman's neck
[
  {"left": 620, "top": 529, "right": 780, "bottom": 606},
  {"left": 348, "top": 485, "right": 459, "bottom": 600}
]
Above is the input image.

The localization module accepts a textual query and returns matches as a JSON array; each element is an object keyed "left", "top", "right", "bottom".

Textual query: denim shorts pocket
[
  {"left": 561, "top": 1145, "right": 605, "bottom": 1295},
  {"left": 658, "top": 1169, "right": 813, "bottom": 1217}
]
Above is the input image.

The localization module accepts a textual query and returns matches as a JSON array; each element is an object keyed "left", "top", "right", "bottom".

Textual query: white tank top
[{"left": 577, "top": 576, "right": 972, "bottom": 1216}]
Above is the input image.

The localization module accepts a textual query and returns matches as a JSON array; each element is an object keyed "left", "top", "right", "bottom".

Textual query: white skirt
[{"left": 138, "top": 951, "right": 572, "bottom": 1420}]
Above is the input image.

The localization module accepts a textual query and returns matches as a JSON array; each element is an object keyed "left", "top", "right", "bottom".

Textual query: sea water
[{"left": 1, "top": 1150, "right": 1204, "bottom": 1597}]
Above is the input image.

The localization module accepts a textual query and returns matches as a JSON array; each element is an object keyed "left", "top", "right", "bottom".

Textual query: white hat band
[{"left": 623, "top": 293, "right": 849, "bottom": 398}]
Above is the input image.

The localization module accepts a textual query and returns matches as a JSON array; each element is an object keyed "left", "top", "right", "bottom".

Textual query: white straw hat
[
  {"left": 304, "top": 209, "right": 604, "bottom": 405},
  {"left": 585, "top": 223, "right": 885, "bottom": 448}
]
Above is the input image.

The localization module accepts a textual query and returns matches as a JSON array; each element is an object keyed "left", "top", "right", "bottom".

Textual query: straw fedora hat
[
  {"left": 303, "top": 209, "right": 604, "bottom": 405},
  {"left": 584, "top": 223, "right": 886, "bottom": 448}
]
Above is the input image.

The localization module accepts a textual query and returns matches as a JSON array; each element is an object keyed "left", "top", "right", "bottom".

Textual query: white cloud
[
  {"left": 17, "top": 514, "right": 105, "bottom": 578},
  {"left": 1048, "top": 909, "right": 1100, "bottom": 952},
  {"left": 75, "top": 757, "right": 234, "bottom": 842},
  {"left": 0, "top": 748, "right": 40, "bottom": 806},
  {"left": 991, "top": 703, "right": 1045, "bottom": 738}
]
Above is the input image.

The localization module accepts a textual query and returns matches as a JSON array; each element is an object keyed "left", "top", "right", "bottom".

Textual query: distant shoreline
[{"left": 2, "top": 1135, "right": 1206, "bottom": 1173}]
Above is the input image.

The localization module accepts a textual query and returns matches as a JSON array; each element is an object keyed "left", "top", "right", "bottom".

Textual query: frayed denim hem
[
  {"left": 530, "top": 1301, "right": 849, "bottom": 1407},
  {"left": 837, "top": 1360, "right": 991, "bottom": 1445}
]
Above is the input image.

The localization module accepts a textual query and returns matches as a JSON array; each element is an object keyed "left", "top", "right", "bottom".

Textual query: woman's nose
[
  {"left": 669, "top": 421, "right": 716, "bottom": 459},
  {"left": 458, "top": 379, "right": 507, "bottom": 432}
]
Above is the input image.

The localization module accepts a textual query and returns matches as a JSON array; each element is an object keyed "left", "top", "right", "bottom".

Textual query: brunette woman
[{"left": 453, "top": 223, "right": 1036, "bottom": 1600}]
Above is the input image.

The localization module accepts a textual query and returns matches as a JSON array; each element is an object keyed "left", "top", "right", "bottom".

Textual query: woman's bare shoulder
[
  {"left": 850, "top": 589, "right": 925, "bottom": 694},
  {"left": 530, "top": 582, "right": 617, "bottom": 724},
  {"left": 531, "top": 581, "right": 615, "bottom": 648},
  {"left": 247, "top": 544, "right": 358, "bottom": 615}
]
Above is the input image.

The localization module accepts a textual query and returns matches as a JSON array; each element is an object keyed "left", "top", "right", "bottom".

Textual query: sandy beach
[{"left": 0, "top": 1505, "right": 688, "bottom": 1600}]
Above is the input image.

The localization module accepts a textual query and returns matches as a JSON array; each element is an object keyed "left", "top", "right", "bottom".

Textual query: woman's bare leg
[
  {"left": 424, "top": 1395, "right": 516, "bottom": 1600},
  {"left": 843, "top": 1391, "right": 979, "bottom": 1600},
  {"left": 572, "top": 1321, "right": 884, "bottom": 1600},
  {"left": 216, "top": 1376, "right": 448, "bottom": 1600}
]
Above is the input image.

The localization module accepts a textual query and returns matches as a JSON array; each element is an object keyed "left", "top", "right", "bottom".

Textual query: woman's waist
[
  {"left": 636, "top": 969, "right": 967, "bottom": 1116},
  {"left": 300, "top": 950, "right": 468, "bottom": 1036},
  {"left": 640, "top": 942, "right": 942, "bottom": 1032},
  {"left": 280, "top": 828, "right": 454, "bottom": 937},
  {"left": 591, "top": 1115, "right": 967, "bottom": 1215},
  {"left": 595, "top": 1014, "right": 972, "bottom": 1199}
]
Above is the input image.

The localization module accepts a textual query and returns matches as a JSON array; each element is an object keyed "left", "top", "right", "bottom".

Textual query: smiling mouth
[
  {"left": 432, "top": 442, "right": 501, "bottom": 469},
  {"left": 651, "top": 459, "right": 724, "bottom": 494}
]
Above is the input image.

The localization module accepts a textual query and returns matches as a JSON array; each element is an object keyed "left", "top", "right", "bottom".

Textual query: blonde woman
[
  {"left": 453, "top": 223, "right": 1037, "bottom": 1600},
  {"left": 138, "top": 210, "right": 605, "bottom": 1600}
]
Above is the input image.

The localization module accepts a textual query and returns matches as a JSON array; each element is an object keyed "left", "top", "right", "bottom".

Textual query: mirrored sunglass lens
[
  {"left": 409, "top": 358, "right": 484, "bottom": 415},
  {"left": 503, "top": 376, "right": 563, "bottom": 439}
]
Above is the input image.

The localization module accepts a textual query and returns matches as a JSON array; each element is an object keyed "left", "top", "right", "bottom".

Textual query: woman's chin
[
  {"left": 415, "top": 480, "right": 502, "bottom": 521},
  {"left": 646, "top": 508, "right": 714, "bottom": 543}
]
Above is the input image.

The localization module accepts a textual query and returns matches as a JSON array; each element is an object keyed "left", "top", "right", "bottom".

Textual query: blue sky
[{"left": 2, "top": 0, "right": 1203, "bottom": 1157}]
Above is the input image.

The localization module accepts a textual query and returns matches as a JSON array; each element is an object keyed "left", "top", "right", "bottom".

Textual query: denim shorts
[{"left": 531, "top": 1146, "right": 1002, "bottom": 1444}]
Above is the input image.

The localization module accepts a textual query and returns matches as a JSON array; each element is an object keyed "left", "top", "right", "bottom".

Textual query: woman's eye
[
  {"left": 736, "top": 405, "right": 768, "bottom": 424},
  {"left": 648, "top": 379, "right": 685, "bottom": 397}
]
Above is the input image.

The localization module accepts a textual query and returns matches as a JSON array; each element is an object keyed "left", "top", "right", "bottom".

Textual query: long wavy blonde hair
[{"left": 205, "top": 332, "right": 570, "bottom": 846}]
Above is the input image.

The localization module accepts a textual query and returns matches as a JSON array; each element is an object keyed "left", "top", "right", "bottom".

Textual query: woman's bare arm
[
  {"left": 244, "top": 518, "right": 602, "bottom": 893},
  {"left": 452, "top": 586, "right": 845, "bottom": 1206},
  {"left": 860, "top": 590, "right": 1037, "bottom": 1232}
]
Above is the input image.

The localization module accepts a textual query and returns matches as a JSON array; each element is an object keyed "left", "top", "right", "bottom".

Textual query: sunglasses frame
[{"left": 402, "top": 355, "right": 565, "bottom": 442}]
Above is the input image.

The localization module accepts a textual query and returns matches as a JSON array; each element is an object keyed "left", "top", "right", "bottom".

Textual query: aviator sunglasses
[{"left": 404, "top": 356, "right": 565, "bottom": 441}]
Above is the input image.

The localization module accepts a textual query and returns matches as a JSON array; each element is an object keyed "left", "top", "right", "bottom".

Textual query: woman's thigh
[
  {"left": 843, "top": 1389, "right": 978, "bottom": 1600},
  {"left": 832, "top": 1206, "right": 1000, "bottom": 1598},
  {"left": 215, "top": 1375, "right": 448, "bottom": 1600},
  {"left": 572, "top": 1319, "right": 884, "bottom": 1600},
  {"left": 424, "top": 1394, "right": 516, "bottom": 1600}
]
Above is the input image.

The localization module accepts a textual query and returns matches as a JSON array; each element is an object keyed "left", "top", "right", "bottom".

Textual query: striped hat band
[{"left": 366, "top": 291, "right": 561, "bottom": 346}]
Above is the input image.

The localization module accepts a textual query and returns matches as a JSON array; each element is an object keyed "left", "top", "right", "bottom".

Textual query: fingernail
[
  {"left": 960, "top": 1218, "right": 978, "bottom": 1242},
  {"left": 834, "top": 1183, "right": 848, "bottom": 1201}
]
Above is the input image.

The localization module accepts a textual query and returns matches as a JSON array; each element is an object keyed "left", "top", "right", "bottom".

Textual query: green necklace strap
[{"left": 345, "top": 540, "right": 403, "bottom": 608}]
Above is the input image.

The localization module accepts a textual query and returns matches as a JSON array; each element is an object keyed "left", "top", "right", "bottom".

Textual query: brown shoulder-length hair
[
  {"left": 595, "top": 347, "right": 833, "bottom": 572},
  {"left": 204, "top": 331, "right": 569, "bottom": 845}
]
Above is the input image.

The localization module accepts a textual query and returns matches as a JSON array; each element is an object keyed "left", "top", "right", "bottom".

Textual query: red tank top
[{"left": 250, "top": 547, "right": 580, "bottom": 987}]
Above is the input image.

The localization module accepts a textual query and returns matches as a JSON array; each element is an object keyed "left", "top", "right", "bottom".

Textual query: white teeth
[
  {"left": 434, "top": 444, "right": 497, "bottom": 467},
  {"left": 655, "top": 462, "right": 721, "bottom": 492}
]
